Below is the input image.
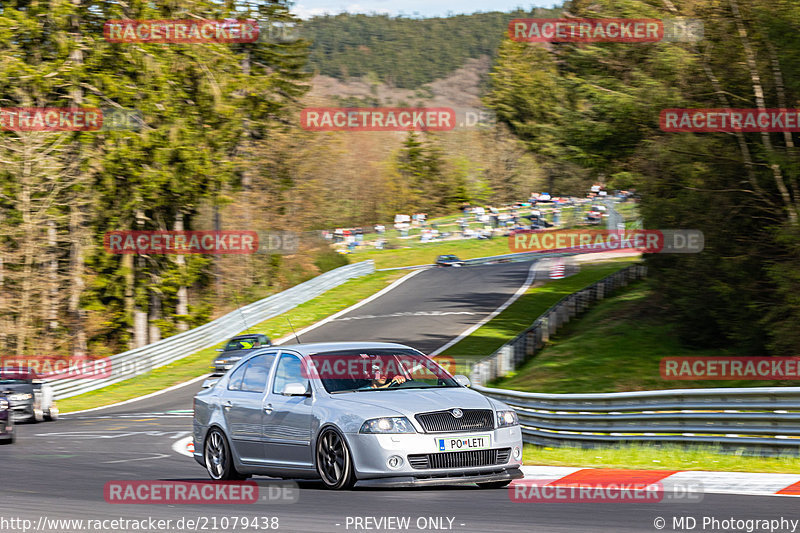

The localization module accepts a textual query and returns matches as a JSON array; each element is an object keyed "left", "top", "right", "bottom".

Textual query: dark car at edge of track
[
  {"left": 435, "top": 254, "right": 464, "bottom": 267},
  {"left": 212, "top": 334, "right": 272, "bottom": 375},
  {"left": 0, "top": 366, "right": 58, "bottom": 423},
  {"left": 0, "top": 390, "right": 14, "bottom": 443}
]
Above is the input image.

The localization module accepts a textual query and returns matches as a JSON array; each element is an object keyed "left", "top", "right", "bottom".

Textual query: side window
[
  {"left": 242, "top": 353, "right": 276, "bottom": 393},
  {"left": 272, "top": 353, "right": 306, "bottom": 394},
  {"left": 227, "top": 362, "right": 247, "bottom": 391}
]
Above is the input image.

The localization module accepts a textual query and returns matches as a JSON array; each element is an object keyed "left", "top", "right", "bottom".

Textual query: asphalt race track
[{"left": 3, "top": 261, "right": 798, "bottom": 533}]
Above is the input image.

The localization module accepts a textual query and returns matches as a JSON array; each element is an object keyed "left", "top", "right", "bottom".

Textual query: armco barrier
[
  {"left": 50, "top": 261, "right": 374, "bottom": 399},
  {"left": 469, "top": 263, "right": 647, "bottom": 386},
  {"left": 474, "top": 384, "right": 800, "bottom": 451}
]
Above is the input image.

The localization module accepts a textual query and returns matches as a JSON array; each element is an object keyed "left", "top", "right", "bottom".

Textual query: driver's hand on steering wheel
[{"left": 390, "top": 375, "right": 407, "bottom": 386}]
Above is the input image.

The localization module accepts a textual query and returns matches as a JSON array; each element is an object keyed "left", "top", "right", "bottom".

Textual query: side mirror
[
  {"left": 455, "top": 375, "right": 471, "bottom": 388},
  {"left": 282, "top": 382, "right": 310, "bottom": 396},
  {"left": 202, "top": 378, "right": 219, "bottom": 389},
  {"left": 216, "top": 348, "right": 224, "bottom": 352}
]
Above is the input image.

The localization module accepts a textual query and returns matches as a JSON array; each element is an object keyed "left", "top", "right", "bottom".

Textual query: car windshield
[
  {"left": 224, "top": 337, "right": 259, "bottom": 351},
  {"left": 308, "top": 349, "right": 458, "bottom": 393}
]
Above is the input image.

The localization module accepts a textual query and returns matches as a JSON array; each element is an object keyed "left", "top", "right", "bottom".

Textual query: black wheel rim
[
  {"left": 205, "top": 431, "right": 226, "bottom": 480},
  {"left": 317, "top": 430, "right": 347, "bottom": 486}
]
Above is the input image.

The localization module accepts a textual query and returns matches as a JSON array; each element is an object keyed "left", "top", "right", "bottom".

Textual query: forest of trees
[
  {"left": 485, "top": 0, "right": 800, "bottom": 355},
  {"left": 301, "top": 8, "right": 560, "bottom": 87},
  {"left": 0, "top": 0, "right": 315, "bottom": 357},
  {"left": 3, "top": 0, "right": 799, "bottom": 362},
  {"left": 0, "top": 2, "right": 549, "bottom": 359}
]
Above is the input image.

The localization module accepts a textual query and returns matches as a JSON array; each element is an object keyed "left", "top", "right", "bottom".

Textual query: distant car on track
[
  {"left": 193, "top": 342, "right": 524, "bottom": 489},
  {"left": 0, "top": 391, "right": 14, "bottom": 444},
  {"left": 0, "top": 366, "right": 57, "bottom": 423},
  {"left": 435, "top": 254, "right": 464, "bottom": 267},
  {"left": 212, "top": 334, "right": 272, "bottom": 375}
]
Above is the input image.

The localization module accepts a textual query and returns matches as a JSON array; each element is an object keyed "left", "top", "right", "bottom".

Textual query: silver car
[{"left": 193, "top": 342, "right": 523, "bottom": 489}]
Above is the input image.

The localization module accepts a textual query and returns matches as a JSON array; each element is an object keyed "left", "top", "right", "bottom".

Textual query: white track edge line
[
  {"left": 272, "top": 268, "right": 425, "bottom": 345},
  {"left": 430, "top": 261, "right": 539, "bottom": 356}
]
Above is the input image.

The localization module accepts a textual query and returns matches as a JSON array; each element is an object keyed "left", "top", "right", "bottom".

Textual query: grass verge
[
  {"left": 59, "top": 270, "right": 407, "bottom": 413},
  {"left": 523, "top": 444, "right": 800, "bottom": 474},
  {"left": 349, "top": 237, "right": 513, "bottom": 269},
  {"left": 492, "top": 279, "right": 792, "bottom": 393},
  {"left": 440, "top": 258, "right": 635, "bottom": 362}
]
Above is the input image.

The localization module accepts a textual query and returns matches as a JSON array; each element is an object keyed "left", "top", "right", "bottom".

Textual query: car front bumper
[
  {"left": 9, "top": 401, "right": 34, "bottom": 422},
  {"left": 355, "top": 467, "right": 523, "bottom": 488},
  {"left": 346, "top": 425, "right": 523, "bottom": 482}
]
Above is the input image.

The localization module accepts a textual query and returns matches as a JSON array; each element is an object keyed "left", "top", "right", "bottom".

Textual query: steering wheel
[{"left": 388, "top": 376, "right": 412, "bottom": 388}]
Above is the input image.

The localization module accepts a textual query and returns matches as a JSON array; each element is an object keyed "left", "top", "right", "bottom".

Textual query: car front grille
[
  {"left": 415, "top": 409, "right": 494, "bottom": 433},
  {"left": 407, "top": 448, "right": 511, "bottom": 470}
]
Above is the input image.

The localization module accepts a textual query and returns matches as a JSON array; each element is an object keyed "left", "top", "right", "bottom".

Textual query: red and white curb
[
  {"left": 172, "top": 436, "right": 194, "bottom": 457},
  {"left": 518, "top": 465, "right": 800, "bottom": 497},
  {"left": 550, "top": 260, "right": 566, "bottom": 279}
]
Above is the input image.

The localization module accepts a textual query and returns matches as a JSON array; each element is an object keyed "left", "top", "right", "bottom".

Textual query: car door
[
  {"left": 223, "top": 352, "right": 276, "bottom": 464},
  {"left": 262, "top": 351, "right": 314, "bottom": 467}
]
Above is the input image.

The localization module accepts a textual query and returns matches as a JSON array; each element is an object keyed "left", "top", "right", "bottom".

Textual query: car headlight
[
  {"left": 497, "top": 409, "right": 519, "bottom": 428},
  {"left": 0, "top": 399, "right": 7, "bottom": 410},
  {"left": 8, "top": 393, "right": 32, "bottom": 402},
  {"left": 359, "top": 417, "right": 417, "bottom": 434}
]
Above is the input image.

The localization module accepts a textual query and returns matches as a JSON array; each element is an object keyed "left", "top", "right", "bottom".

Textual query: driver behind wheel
[{"left": 368, "top": 361, "right": 406, "bottom": 389}]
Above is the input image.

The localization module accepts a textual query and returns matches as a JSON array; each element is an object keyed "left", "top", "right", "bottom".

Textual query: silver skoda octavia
[{"left": 193, "top": 342, "right": 523, "bottom": 489}]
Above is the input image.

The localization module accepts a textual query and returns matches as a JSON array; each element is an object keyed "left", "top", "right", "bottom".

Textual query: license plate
[{"left": 436, "top": 434, "right": 491, "bottom": 451}]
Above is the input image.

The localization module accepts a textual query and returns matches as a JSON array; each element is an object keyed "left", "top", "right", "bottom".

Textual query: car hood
[{"left": 330, "top": 387, "right": 493, "bottom": 418}]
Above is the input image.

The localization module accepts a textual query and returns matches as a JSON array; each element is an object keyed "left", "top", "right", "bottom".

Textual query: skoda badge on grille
[{"left": 451, "top": 408, "right": 463, "bottom": 418}]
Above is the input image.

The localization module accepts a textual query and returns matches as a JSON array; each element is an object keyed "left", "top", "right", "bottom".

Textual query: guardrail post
[
  {"left": 526, "top": 329, "right": 536, "bottom": 357},
  {"left": 501, "top": 345, "right": 513, "bottom": 376}
]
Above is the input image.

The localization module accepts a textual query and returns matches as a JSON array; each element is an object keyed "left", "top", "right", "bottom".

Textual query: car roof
[
  {"left": 272, "top": 341, "right": 417, "bottom": 356},
  {"left": 229, "top": 334, "right": 267, "bottom": 340}
]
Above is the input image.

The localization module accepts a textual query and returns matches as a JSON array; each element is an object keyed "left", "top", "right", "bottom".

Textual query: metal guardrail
[
  {"left": 469, "top": 264, "right": 647, "bottom": 386},
  {"left": 50, "top": 261, "right": 375, "bottom": 399},
  {"left": 474, "top": 384, "right": 800, "bottom": 449}
]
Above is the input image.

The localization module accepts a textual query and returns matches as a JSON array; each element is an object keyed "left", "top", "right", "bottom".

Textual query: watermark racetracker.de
[
  {"left": 0, "top": 107, "right": 142, "bottom": 132},
  {"left": 300, "top": 107, "right": 456, "bottom": 132},
  {"left": 103, "top": 480, "right": 298, "bottom": 504},
  {"left": 509, "top": 229, "right": 704, "bottom": 254},
  {"left": 103, "top": 19, "right": 301, "bottom": 44},
  {"left": 661, "top": 356, "right": 800, "bottom": 380},
  {"left": 103, "top": 230, "right": 298, "bottom": 255},
  {"left": 661, "top": 108, "right": 800, "bottom": 132},
  {"left": 510, "top": 478, "right": 704, "bottom": 503},
  {"left": 509, "top": 18, "right": 703, "bottom": 43}
]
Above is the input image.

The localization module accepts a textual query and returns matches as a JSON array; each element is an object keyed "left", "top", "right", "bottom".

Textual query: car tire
[
  {"left": 315, "top": 427, "right": 356, "bottom": 490},
  {"left": 477, "top": 480, "right": 512, "bottom": 489},
  {"left": 204, "top": 428, "right": 249, "bottom": 481},
  {"left": 45, "top": 405, "right": 58, "bottom": 422}
]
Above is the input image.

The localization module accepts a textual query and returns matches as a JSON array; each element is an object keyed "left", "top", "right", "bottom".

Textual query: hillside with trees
[
  {"left": 484, "top": 0, "right": 800, "bottom": 355},
  {"left": 301, "top": 9, "right": 561, "bottom": 88}
]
